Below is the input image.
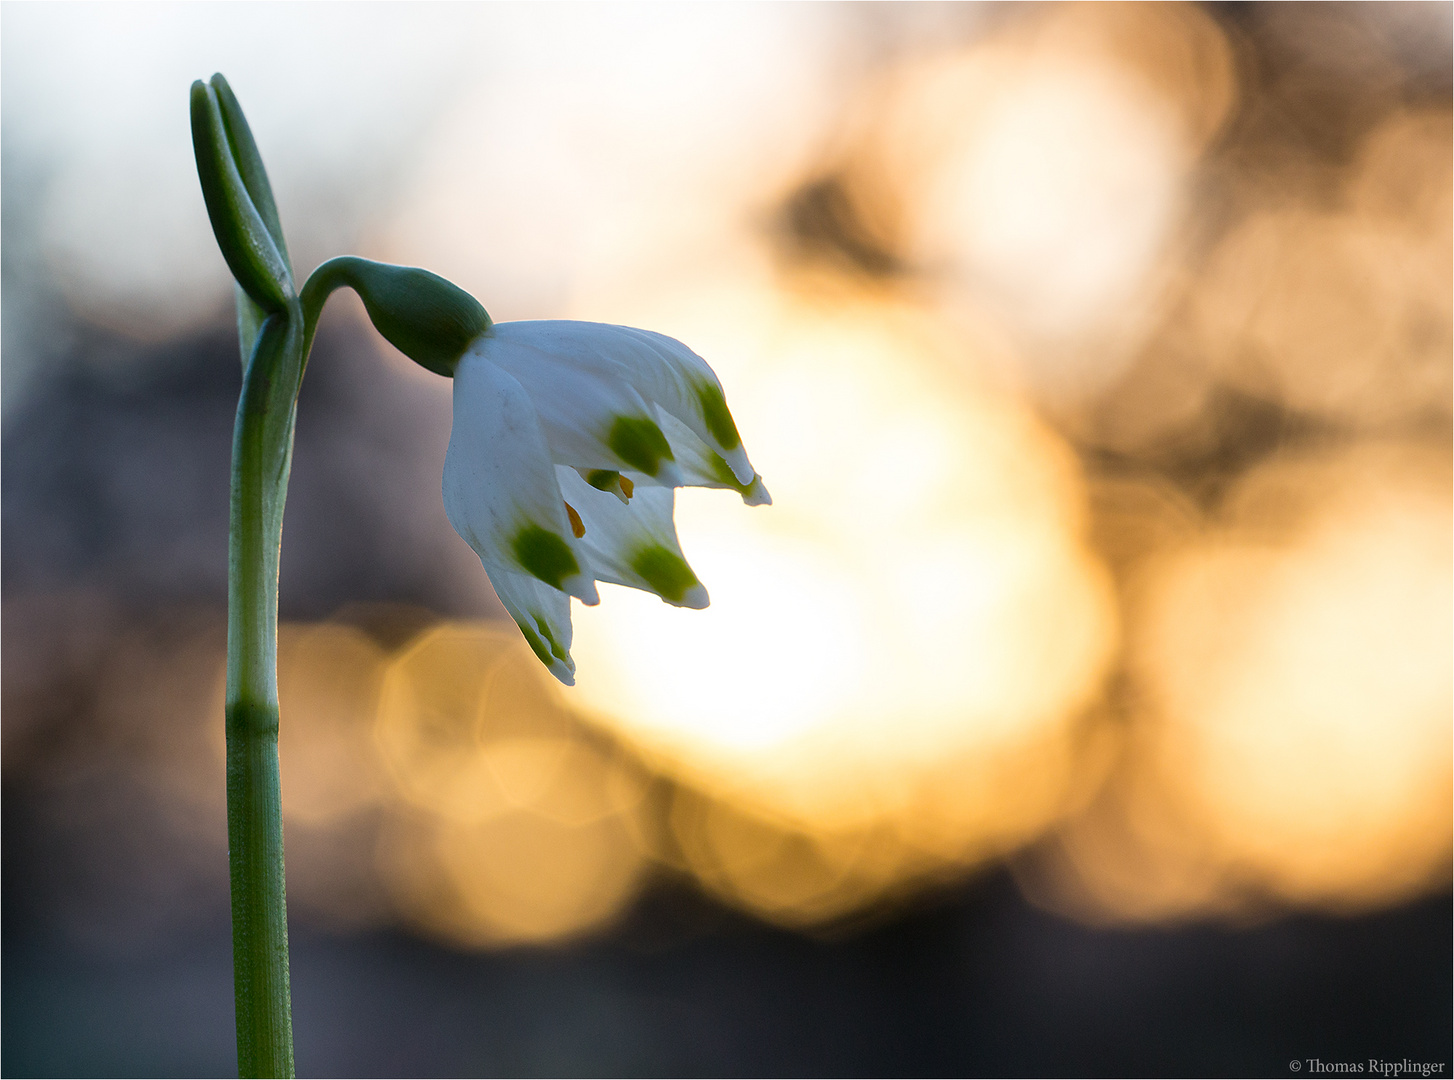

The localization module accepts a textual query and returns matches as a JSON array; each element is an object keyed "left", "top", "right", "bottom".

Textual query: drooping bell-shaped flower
[
  {"left": 302, "top": 259, "right": 768, "bottom": 685},
  {"left": 199, "top": 74, "right": 764, "bottom": 1075}
]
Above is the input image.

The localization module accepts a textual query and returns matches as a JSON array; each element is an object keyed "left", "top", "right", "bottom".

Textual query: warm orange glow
[
  {"left": 669, "top": 794, "right": 922, "bottom": 928},
  {"left": 1024, "top": 447, "right": 1453, "bottom": 921},
  {"left": 372, "top": 7, "right": 842, "bottom": 323},
  {"left": 378, "top": 793, "right": 648, "bottom": 948},
  {"left": 373, "top": 624, "right": 650, "bottom": 946},
  {"left": 9, "top": 4, "right": 1448, "bottom": 946},
  {"left": 1193, "top": 108, "right": 1452, "bottom": 427},
  {"left": 836, "top": 3, "right": 1235, "bottom": 406},
  {"left": 276, "top": 623, "right": 388, "bottom": 827},
  {"left": 267, "top": 623, "right": 395, "bottom": 927},
  {"left": 566, "top": 286, "right": 1119, "bottom": 921},
  {"left": 1142, "top": 449, "right": 1452, "bottom": 906}
]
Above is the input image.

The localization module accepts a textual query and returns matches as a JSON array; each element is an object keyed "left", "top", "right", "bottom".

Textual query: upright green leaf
[
  {"left": 190, "top": 80, "right": 292, "bottom": 314},
  {"left": 210, "top": 73, "right": 292, "bottom": 277}
]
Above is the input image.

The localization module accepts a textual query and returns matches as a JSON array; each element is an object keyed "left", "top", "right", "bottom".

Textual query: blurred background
[{"left": 3, "top": 2, "right": 1450, "bottom": 1075}]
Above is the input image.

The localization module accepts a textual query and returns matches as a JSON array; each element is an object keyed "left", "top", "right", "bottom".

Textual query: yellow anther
[
  {"left": 618, "top": 475, "right": 634, "bottom": 499},
  {"left": 564, "top": 501, "right": 585, "bottom": 538}
]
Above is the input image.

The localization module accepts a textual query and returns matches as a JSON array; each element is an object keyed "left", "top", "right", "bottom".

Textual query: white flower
[{"left": 441, "top": 320, "right": 769, "bottom": 684}]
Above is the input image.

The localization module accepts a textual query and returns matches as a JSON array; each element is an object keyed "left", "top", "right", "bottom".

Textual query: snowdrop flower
[
  {"left": 198, "top": 75, "right": 767, "bottom": 1072},
  {"left": 301, "top": 258, "right": 768, "bottom": 686},
  {"left": 442, "top": 320, "right": 769, "bottom": 684}
]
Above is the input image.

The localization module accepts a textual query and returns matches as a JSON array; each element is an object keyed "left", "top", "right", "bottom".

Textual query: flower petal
[
  {"left": 443, "top": 353, "right": 599, "bottom": 605},
  {"left": 575, "top": 467, "right": 633, "bottom": 504},
  {"left": 474, "top": 324, "right": 686, "bottom": 485},
  {"left": 481, "top": 321, "right": 757, "bottom": 486},
  {"left": 595, "top": 324, "right": 759, "bottom": 486},
  {"left": 656, "top": 410, "right": 772, "bottom": 506},
  {"left": 484, "top": 565, "right": 577, "bottom": 685},
  {"left": 557, "top": 466, "right": 709, "bottom": 609}
]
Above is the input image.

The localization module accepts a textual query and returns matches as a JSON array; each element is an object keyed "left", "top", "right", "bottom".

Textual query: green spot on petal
[
  {"left": 609, "top": 416, "right": 674, "bottom": 477},
  {"left": 706, "top": 449, "right": 754, "bottom": 496},
  {"left": 515, "top": 620, "right": 554, "bottom": 667},
  {"left": 512, "top": 525, "right": 579, "bottom": 590},
  {"left": 631, "top": 544, "right": 700, "bottom": 604},
  {"left": 696, "top": 382, "right": 741, "bottom": 451},
  {"left": 586, "top": 469, "right": 622, "bottom": 492},
  {"left": 534, "top": 615, "right": 569, "bottom": 662}
]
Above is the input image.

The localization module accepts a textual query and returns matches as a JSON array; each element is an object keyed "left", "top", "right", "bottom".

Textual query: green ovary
[
  {"left": 512, "top": 525, "right": 580, "bottom": 590},
  {"left": 632, "top": 544, "right": 700, "bottom": 604},
  {"left": 695, "top": 382, "right": 741, "bottom": 451},
  {"left": 608, "top": 416, "right": 674, "bottom": 476}
]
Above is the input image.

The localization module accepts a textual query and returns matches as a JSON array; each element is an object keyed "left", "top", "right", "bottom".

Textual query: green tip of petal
[
  {"left": 516, "top": 619, "right": 555, "bottom": 666},
  {"left": 704, "top": 450, "right": 769, "bottom": 504},
  {"left": 696, "top": 382, "right": 742, "bottom": 452},
  {"left": 534, "top": 615, "right": 571, "bottom": 663},
  {"left": 515, "top": 617, "right": 576, "bottom": 685},
  {"left": 584, "top": 468, "right": 631, "bottom": 504},
  {"left": 516, "top": 619, "right": 575, "bottom": 684},
  {"left": 677, "top": 582, "right": 710, "bottom": 609},
  {"left": 631, "top": 544, "right": 704, "bottom": 606},
  {"left": 741, "top": 477, "right": 772, "bottom": 506},
  {"left": 585, "top": 469, "right": 620, "bottom": 491},
  {"left": 512, "top": 525, "right": 581, "bottom": 591},
  {"left": 608, "top": 416, "right": 675, "bottom": 477}
]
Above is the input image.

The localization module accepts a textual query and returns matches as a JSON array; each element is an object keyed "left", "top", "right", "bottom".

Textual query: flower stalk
[
  {"left": 193, "top": 73, "right": 300, "bottom": 1078},
  {"left": 225, "top": 307, "right": 303, "bottom": 1079}
]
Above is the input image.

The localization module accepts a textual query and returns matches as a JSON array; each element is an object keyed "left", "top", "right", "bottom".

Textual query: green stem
[
  {"left": 226, "top": 306, "right": 305, "bottom": 1078},
  {"left": 221, "top": 255, "right": 473, "bottom": 1076}
]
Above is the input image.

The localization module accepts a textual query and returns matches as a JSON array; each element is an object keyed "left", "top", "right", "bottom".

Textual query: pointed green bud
[
  {"left": 300, "top": 257, "right": 491, "bottom": 378},
  {"left": 190, "top": 78, "right": 293, "bottom": 313},
  {"left": 209, "top": 74, "right": 292, "bottom": 275}
]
